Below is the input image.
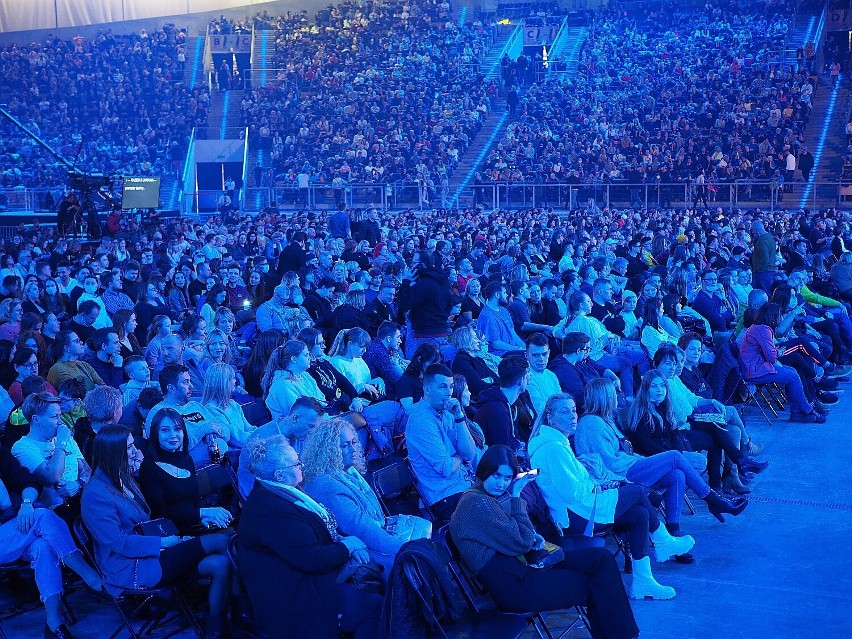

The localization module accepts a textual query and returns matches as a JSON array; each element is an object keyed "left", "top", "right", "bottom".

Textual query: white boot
[
  {"left": 650, "top": 525, "right": 695, "bottom": 563},
  {"left": 629, "top": 556, "right": 676, "bottom": 600}
]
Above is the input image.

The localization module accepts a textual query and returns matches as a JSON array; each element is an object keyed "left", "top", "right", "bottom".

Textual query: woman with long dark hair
[
  {"left": 242, "top": 329, "right": 286, "bottom": 398},
  {"left": 112, "top": 309, "right": 142, "bottom": 359},
  {"left": 81, "top": 424, "right": 232, "bottom": 637}
]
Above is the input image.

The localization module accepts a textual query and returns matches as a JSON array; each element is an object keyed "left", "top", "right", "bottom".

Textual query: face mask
[
  {"left": 85, "top": 284, "right": 97, "bottom": 295},
  {"left": 293, "top": 293, "right": 304, "bottom": 305},
  {"left": 262, "top": 265, "right": 270, "bottom": 273}
]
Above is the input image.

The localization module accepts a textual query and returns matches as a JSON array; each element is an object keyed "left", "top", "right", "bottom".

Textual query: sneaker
[
  {"left": 789, "top": 411, "right": 827, "bottom": 424},
  {"left": 813, "top": 402, "right": 831, "bottom": 416},
  {"left": 826, "top": 364, "right": 852, "bottom": 378},
  {"left": 817, "top": 391, "right": 841, "bottom": 405}
]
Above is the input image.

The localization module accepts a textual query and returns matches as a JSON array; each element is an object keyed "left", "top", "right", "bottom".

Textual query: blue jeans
[
  {"left": 754, "top": 270, "right": 777, "bottom": 293},
  {"left": 358, "top": 400, "right": 407, "bottom": 457},
  {"left": 596, "top": 353, "right": 637, "bottom": 398},
  {"left": 748, "top": 364, "right": 812, "bottom": 414},
  {"left": 0, "top": 509, "right": 80, "bottom": 602},
  {"left": 404, "top": 325, "right": 456, "bottom": 362},
  {"left": 625, "top": 450, "right": 711, "bottom": 524}
]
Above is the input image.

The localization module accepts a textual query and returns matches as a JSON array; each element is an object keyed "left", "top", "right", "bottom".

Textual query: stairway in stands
[
  {"left": 445, "top": 27, "right": 516, "bottom": 208},
  {"left": 161, "top": 35, "right": 207, "bottom": 211},
  {"left": 251, "top": 29, "right": 275, "bottom": 88},
  {"left": 448, "top": 24, "right": 589, "bottom": 208},
  {"left": 208, "top": 89, "right": 244, "bottom": 140}
]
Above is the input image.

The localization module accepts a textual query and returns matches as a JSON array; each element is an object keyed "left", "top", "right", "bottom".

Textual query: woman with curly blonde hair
[{"left": 302, "top": 418, "right": 430, "bottom": 574}]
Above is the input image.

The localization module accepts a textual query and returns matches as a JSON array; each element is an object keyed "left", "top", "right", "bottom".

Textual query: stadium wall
[{"left": 0, "top": 0, "right": 326, "bottom": 34}]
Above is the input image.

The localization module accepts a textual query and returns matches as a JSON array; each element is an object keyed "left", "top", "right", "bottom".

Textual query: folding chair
[
  {"left": 435, "top": 526, "right": 591, "bottom": 639},
  {"left": 72, "top": 517, "right": 204, "bottom": 639},
  {"left": 240, "top": 400, "right": 271, "bottom": 427},
  {"left": 368, "top": 453, "right": 425, "bottom": 517},
  {"left": 224, "top": 536, "right": 267, "bottom": 639}
]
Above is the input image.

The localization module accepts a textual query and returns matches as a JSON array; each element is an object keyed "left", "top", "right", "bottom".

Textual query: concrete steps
[
  {"left": 184, "top": 36, "right": 206, "bottom": 88},
  {"left": 208, "top": 89, "right": 244, "bottom": 139},
  {"left": 251, "top": 29, "right": 275, "bottom": 88}
]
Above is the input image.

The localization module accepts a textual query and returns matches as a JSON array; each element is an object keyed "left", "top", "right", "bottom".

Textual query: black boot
[
  {"left": 739, "top": 457, "right": 769, "bottom": 474},
  {"left": 45, "top": 625, "right": 74, "bottom": 639},
  {"left": 205, "top": 613, "right": 228, "bottom": 639},
  {"left": 704, "top": 490, "right": 748, "bottom": 523}
]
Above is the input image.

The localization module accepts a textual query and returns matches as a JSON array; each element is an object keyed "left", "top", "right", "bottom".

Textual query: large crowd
[
  {"left": 0, "top": 195, "right": 848, "bottom": 638},
  {"left": 239, "top": 0, "right": 496, "bottom": 195},
  {"left": 0, "top": 24, "right": 207, "bottom": 189},
  {"left": 1, "top": 1, "right": 850, "bottom": 638},
  {"left": 481, "top": 2, "right": 816, "bottom": 190}
]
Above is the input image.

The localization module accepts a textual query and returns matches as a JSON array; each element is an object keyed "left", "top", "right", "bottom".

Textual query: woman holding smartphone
[{"left": 450, "top": 445, "right": 639, "bottom": 639}]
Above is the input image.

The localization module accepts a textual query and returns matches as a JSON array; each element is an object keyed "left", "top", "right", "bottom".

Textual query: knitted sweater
[
  {"left": 449, "top": 488, "right": 537, "bottom": 574},
  {"left": 574, "top": 414, "right": 637, "bottom": 476}
]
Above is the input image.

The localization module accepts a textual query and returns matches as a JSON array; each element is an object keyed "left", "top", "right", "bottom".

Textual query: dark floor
[{"left": 2, "top": 397, "right": 851, "bottom": 639}]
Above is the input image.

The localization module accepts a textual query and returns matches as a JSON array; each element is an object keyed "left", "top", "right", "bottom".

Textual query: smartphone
[{"left": 517, "top": 469, "right": 540, "bottom": 479}]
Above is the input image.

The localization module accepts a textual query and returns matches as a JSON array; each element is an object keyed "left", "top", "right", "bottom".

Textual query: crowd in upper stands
[
  {"left": 481, "top": 1, "right": 818, "bottom": 189},
  {"left": 0, "top": 23, "right": 207, "bottom": 189},
  {"left": 239, "top": 0, "right": 496, "bottom": 192}
]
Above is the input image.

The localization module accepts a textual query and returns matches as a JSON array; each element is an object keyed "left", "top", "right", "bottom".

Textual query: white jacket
[{"left": 527, "top": 424, "right": 618, "bottom": 528}]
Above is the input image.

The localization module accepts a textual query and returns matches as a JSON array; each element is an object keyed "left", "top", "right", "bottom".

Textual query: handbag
[
  {"left": 337, "top": 555, "right": 385, "bottom": 594},
  {"left": 524, "top": 541, "right": 565, "bottom": 569},
  {"left": 134, "top": 518, "right": 179, "bottom": 537}
]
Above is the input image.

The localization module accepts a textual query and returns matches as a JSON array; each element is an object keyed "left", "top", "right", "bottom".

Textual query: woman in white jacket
[{"left": 527, "top": 393, "right": 694, "bottom": 600}]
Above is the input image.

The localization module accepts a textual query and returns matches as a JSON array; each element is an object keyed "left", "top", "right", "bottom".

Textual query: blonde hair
[
  {"left": 204, "top": 328, "right": 233, "bottom": 364},
  {"left": 201, "top": 362, "right": 235, "bottom": 408},
  {"left": 451, "top": 325, "right": 479, "bottom": 353},
  {"left": 247, "top": 435, "right": 295, "bottom": 480},
  {"left": 327, "top": 328, "right": 370, "bottom": 358},
  {"left": 261, "top": 341, "right": 307, "bottom": 397},
  {"left": 583, "top": 378, "right": 617, "bottom": 423},
  {"left": 530, "top": 392, "right": 574, "bottom": 440},
  {"left": 301, "top": 418, "right": 362, "bottom": 482}
]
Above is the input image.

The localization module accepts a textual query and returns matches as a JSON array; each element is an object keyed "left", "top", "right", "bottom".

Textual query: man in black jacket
[
  {"left": 475, "top": 355, "right": 531, "bottom": 453},
  {"left": 548, "top": 332, "right": 622, "bottom": 412},
  {"left": 397, "top": 251, "right": 453, "bottom": 358},
  {"left": 277, "top": 231, "right": 310, "bottom": 276}
]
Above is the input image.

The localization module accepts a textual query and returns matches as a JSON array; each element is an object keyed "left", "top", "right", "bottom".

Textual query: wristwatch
[{"left": 22, "top": 497, "right": 32, "bottom": 505}]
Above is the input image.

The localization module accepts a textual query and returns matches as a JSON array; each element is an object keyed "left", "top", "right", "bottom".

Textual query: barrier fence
[{"left": 3, "top": 180, "right": 851, "bottom": 217}]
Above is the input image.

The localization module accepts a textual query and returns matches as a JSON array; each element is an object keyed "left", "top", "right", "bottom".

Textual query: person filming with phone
[{"left": 450, "top": 445, "right": 639, "bottom": 639}]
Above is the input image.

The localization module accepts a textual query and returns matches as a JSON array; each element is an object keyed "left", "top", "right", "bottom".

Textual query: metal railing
[{"left": 174, "top": 180, "right": 852, "bottom": 213}]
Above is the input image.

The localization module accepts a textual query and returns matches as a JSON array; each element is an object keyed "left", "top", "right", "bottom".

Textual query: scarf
[
  {"left": 259, "top": 478, "right": 339, "bottom": 540},
  {"left": 337, "top": 467, "right": 384, "bottom": 523}
]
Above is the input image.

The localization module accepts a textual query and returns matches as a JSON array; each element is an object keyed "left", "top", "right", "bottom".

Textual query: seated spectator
[
  {"left": 200, "top": 285, "right": 228, "bottom": 327},
  {"left": 82, "top": 425, "right": 232, "bottom": 638},
  {"left": 296, "top": 327, "right": 362, "bottom": 413},
  {"left": 120, "top": 356, "right": 156, "bottom": 406},
  {"left": 8, "top": 347, "right": 56, "bottom": 406},
  {"left": 199, "top": 362, "right": 256, "bottom": 448},
  {"left": 145, "top": 364, "right": 229, "bottom": 468},
  {"left": 57, "top": 378, "right": 87, "bottom": 430},
  {"left": 66, "top": 300, "right": 101, "bottom": 345},
  {"left": 450, "top": 326, "right": 498, "bottom": 400},
  {"left": 143, "top": 315, "right": 173, "bottom": 369},
  {"left": 0, "top": 298, "right": 23, "bottom": 342},
  {"left": 547, "top": 332, "right": 621, "bottom": 412},
  {"left": 47, "top": 330, "right": 104, "bottom": 391},
  {"left": 167, "top": 271, "right": 192, "bottom": 316},
  {"left": 76, "top": 275, "right": 112, "bottom": 329},
  {"left": 138, "top": 409, "right": 233, "bottom": 534},
  {"left": 691, "top": 270, "right": 735, "bottom": 339},
  {"left": 83, "top": 327, "right": 126, "bottom": 388},
  {"left": 11, "top": 393, "right": 90, "bottom": 514},
  {"left": 639, "top": 297, "right": 679, "bottom": 358},
  {"left": 362, "top": 321, "right": 407, "bottom": 399},
  {"left": 255, "top": 283, "right": 292, "bottom": 332},
  {"left": 264, "top": 341, "right": 326, "bottom": 419},
  {"left": 529, "top": 394, "right": 694, "bottom": 600},
  {"left": 575, "top": 379, "right": 747, "bottom": 533},
  {"left": 477, "top": 281, "right": 526, "bottom": 356},
  {"left": 406, "top": 364, "right": 479, "bottom": 522},
  {"left": 324, "top": 289, "right": 372, "bottom": 336},
  {"left": 119, "top": 386, "right": 163, "bottom": 441},
  {"left": 740, "top": 302, "right": 826, "bottom": 423},
  {"left": 112, "top": 309, "right": 142, "bottom": 359},
  {"left": 328, "top": 328, "right": 387, "bottom": 399},
  {"left": 396, "top": 342, "right": 444, "bottom": 413},
  {"left": 238, "top": 435, "right": 382, "bottom": 639},
  {"left": 199, "top": 329, "right": 243, "bottom": 386},
  {"left": 525, "top": 333, "right": 561, "bottom": 415},
  {"left": 74, "top": 385, "right": 124, "bottom": 466},
  {"left": 241, "top": 329, "right": 285, "bottom": 398},
  {"left": 449, "top": 445, "right": 639, "bottom": 636},
  {"left": 0, "top": 443, "right": 103, "bottom": 639},
  {"left": 452, "top": 374, "right": 488, "bottom": 456},
  {"left": 100, "top": 272, "right": 134, "bottom": 317},
  {"left": 135, "top": 279, "right": 172, "bottom": 341},
  {"left": 302, "top": 418, "right": 431, "bottom": 575},
  {"left": 476, "top": 354, "right": 535, "bottom": 452},
  {"left": 557, "top": 291, "right": 643, "bottom": 401}
]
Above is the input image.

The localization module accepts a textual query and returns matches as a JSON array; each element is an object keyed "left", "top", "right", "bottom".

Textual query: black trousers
[
  {"left": 563, "top": 484, "right": 658, "bottom": 560},
  {"left": 685, "top": 421, "right": 743, "bottom": 488},
  {"left": 478, "top": 548, "right": 638, "bottom": 639}
]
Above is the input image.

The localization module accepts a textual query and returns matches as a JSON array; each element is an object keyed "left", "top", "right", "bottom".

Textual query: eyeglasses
[
  {"left": 579, "top": 346, "right": 591, "bottom": 352},
  {"left": 19, "top": 361, "right": 39, "bottom": 369},
  {"left": 282, "top": 460, "right": 304, "bottom": 471}
]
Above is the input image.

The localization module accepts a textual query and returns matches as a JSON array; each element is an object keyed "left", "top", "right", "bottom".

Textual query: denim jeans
[
  {"left": 0, "top": 509, "right": 80, "bottom": 602},
  {"left": 625, "top": 450, "right": 711, "bottom": 524},
  {"left": 357, "top": 400, "right": 407, "bottom": 457},
  {"left": 596, "top": 353, "right": 637, "bottom": 398},
  {"left": 748, "top": 364, "right": 812, "bottom": 414},
  {"left": 403, "top": 325, "right": 456, "bottom": 362}
]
